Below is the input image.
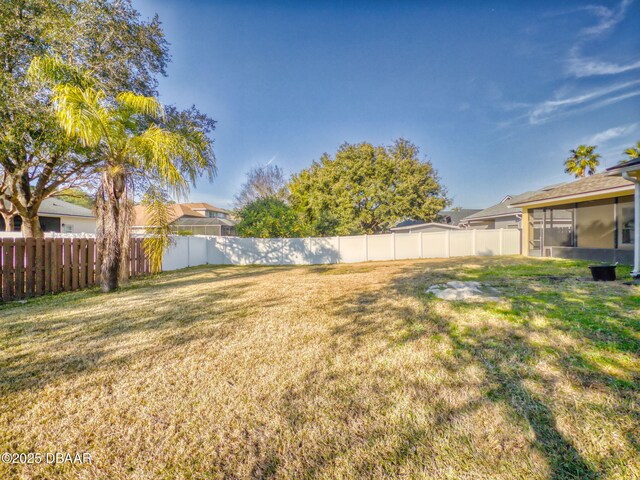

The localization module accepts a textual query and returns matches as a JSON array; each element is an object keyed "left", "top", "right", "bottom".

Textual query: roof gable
[{"left": 461, "top": 190, "right": 539, "bottom": 222}]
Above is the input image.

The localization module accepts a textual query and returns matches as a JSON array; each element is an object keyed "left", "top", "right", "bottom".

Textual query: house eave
[
  {"left": 38, "top": 213, "right": 96, "bottom": 219},
  {"left": 510, "top": 185, "right": 634, "bottom": 209}
]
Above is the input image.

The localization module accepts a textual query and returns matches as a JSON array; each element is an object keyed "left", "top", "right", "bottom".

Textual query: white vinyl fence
[{"left": 162, "top": 229, "right": 521, "bottom": 271}]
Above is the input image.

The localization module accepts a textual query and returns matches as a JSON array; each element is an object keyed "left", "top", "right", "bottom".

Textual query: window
[
  {"left": 207, "top": 211, "right": 228, "bottom": 219},
  {"left": 40, "top": 216, "right": 62, "bottom": 232},
  {"left": 619, "top": 204, "right": 634, "bottom": 247}
]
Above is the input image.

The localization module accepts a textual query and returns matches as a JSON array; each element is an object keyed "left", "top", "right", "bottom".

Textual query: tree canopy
[
  {"left": 236, "top": 198, "right": 306, "bottom": 238},
  {"left": 234, "top": 164, "right": 288, "bottom": 209},
  {"left": 289, "top": 139, "right": 448, "bottom": 235},
  {"left": 54, "top": 188, "right": 95, "bottom": 209},
  {"left": 0, "top": 0, "right": 169, "bottom": 236}
]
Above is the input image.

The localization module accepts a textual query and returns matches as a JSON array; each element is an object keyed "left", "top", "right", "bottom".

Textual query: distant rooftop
[
  {"left": 41, "top": 197, "right": 94, "bottom": 218},
  {"left": 180, "top": 202, "right": 231, "bottom": 214},
  {"left": 461, "top": 184, "right": 567, "bottom": 222},
  {"left": 133, "top": 202, "right": 233, "bottom": 226},
  {"left": 439, "top": 209, "right": 481, "bottom": 225},
  {"left": 393, "top": 209, "right": 481, "bottom": 229}
]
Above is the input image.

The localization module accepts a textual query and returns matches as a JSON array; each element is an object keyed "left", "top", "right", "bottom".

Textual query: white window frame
[{"left": 618, "top": 203, "right": 634, "bottom": 248}]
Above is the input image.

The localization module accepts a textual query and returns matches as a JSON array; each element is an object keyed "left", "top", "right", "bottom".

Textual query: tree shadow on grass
[
  {"left": 320, "top": 257, "right": 640, "bottom": 478},
  {"left": 445, "top": 327, "right": 599, "bottom": 479}
]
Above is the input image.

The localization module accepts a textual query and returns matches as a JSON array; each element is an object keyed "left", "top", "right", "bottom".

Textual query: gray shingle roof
[
  {"left": 509, "top": 173, "right": 633, "bottom": 206},
  {"left": 438, "top": 209, "right": 482, "bottom": 225},
  {"left": 460, "top": 191, "right": 540, "bottom": 222},
  {"left": 394, "top": 209, "right": 482, "bottom": 229},
  {"left": 40, "top": 198, "right": 94, "bottom": 218}
]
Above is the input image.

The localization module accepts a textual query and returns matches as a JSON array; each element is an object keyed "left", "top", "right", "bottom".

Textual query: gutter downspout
[{"left": 622, "top": 172, "right": 640, "bottom": 278}]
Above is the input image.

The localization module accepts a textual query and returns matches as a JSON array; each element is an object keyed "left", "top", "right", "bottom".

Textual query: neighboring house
[
  {"left": 438, "top": 209, "right": 482, "bottom": 226},
  {"left": 0, "top": 197, "right": 96, "bottom": 234},
  {"left": 132, "top": 202, "right": 236, "bottom": 236},
  {"left": 511, "top": 173, "right": 635, "bottom": 264},
  {"left": 459, "top": 187, "right": 564, "bottom": 230},
  {"left": 391, "top": 209, "right": 481, "bottom": 234},
  {"left": 390, "top": 221, "right": 461, "bottom": 234}
]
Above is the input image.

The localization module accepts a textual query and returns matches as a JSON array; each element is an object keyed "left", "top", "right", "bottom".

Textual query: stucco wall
[
  {"left": 56, "top": 216, "right": 97, "bottom": 234},
  {"left": 494, "top": 215, "right": 521, "bottom": 229},
  {"left": 465, "top": 220, "right": 494, "bottom": 230}
]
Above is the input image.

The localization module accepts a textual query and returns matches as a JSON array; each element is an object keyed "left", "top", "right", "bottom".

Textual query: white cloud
[
  {"left": 579, "top": 0, "right": 632, "bottom": 37},
  {"left": 566, "top": 51, "right": 640, "bottom": 78},
  {"left": 528, "top": 80, "right": 640, "bottom": 124},
  {"left": 583, "top": 123, "right": 639, "bottom": 145},
  {"left": 562, "top": 1, "right": 639, "bottom": 78}
]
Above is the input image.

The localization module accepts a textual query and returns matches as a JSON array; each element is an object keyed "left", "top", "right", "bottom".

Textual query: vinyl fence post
[
  {"left": 365, "top": 234, "right": 369, "bottom": 262},
  {"left": 445, "top": 230, "right": 451, "bottom": 258},
  {"left": 392, "top": 233, "right": 396, "bottom": 261},
  {"left": 307, "top": 237, "right": 311, "bottom": 265},
  {"left": 419, "top": 232, "right": 423, "bottom": 258},
  {"left": 499, "top": 229, "right": 504, "bottom": 255},
  {"left": 281, "top": 237, "right": 285, "bottom": 266},
  {"left": 472, "top": 229, "right": 477, "bottom": 256}
]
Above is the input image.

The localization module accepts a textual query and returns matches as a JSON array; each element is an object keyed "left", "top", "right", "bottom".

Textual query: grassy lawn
[{"left": 1, "top": 256, "right": 639, "bottom": 479}]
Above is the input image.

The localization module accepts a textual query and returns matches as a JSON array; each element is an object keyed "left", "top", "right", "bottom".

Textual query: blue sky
[{"left": 133, "top": 0, "right": 640, "bottom": 209}]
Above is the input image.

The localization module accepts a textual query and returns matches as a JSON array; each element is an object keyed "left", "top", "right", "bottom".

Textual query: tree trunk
[
  {"left": 1, "top": 212, "right": 15, "bottom": 232},
  {"left": 96, "top": 168, "right": 129, "bottom": 293},
  {"left": 21, "top": 214, "right": 43, "bottom": 238}
]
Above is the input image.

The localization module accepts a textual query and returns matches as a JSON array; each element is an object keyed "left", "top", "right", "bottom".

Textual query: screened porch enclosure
[
  {"left": 169, "top": 217, "right": 236, "bottom": 236},
  {"left": 528, "top": 196, "right": 635, "bottom": 263}
]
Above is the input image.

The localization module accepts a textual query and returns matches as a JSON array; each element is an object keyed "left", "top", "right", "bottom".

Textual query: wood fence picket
[{"left": 0, "top": 237, "right": 150, "bottom": 302}]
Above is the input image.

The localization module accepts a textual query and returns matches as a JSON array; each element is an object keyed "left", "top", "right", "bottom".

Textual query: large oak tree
[{"left": 289, "top": 139, "right": 449, "bottom": 235}]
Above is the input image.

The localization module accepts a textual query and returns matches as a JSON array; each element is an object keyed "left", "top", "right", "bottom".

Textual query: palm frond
[
  {"left": 51, "top": 85, "right": 110, "bottom": 147},
  {"left": 116, "top": 92, "right": 164, "bottom": 118},
  {"left": 565, "top": 144, "right": 600, "bottom": 178},
  {"left": 129, "top": 124, "right": 207, "bottom": 197},
  {"left": 141, "top": 187, "right": 173, "bottom": 274},
  {"left": 28, "top": 55, "right": 93, "bottom": 88},
  {"left": 624, "top": 141, "right": 640, "bottom": 160}
]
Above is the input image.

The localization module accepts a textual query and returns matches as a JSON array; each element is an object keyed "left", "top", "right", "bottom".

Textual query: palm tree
[
  {"left": 29, "top": 56, "right": 215, "bottom": 292},
  {"left": 564, "top": 145, "right": 600, "bottom": 178},
  {"left": 624, "top": 140, "right": 640, "bottom": 160}
]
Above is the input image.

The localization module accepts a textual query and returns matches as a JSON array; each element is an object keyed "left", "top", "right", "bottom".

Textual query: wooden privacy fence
[{"left": 0, "top": 237, "right": 150, "bottom": 302}]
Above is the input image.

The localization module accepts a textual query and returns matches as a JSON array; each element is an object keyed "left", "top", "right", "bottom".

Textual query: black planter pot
[{"left": 589, "top": 264, "right": 617, "bottom": 281}]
